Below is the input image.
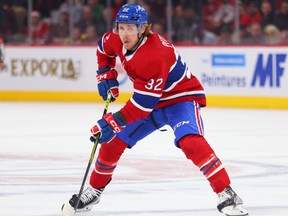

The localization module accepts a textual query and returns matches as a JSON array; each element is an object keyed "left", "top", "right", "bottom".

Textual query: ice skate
[
  {"left": 65, "top": 185, "right": 104, "bottom": 214},
  {"left": 217, "top": 186, "right": 249, "bottom": 216}
]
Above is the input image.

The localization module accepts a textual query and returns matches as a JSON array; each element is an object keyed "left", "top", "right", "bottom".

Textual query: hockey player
[
  {"left": 0, "top": 37, "right": 6, "bottom": 71},
  {"left": 64, "top": 3, "right": 248, "bottom": 216}
]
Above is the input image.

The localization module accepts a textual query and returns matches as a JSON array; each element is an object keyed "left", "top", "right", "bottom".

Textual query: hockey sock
[
  {"left": 179, "top": 134, "right": 230, "bottom": 193},
  {"left": 90, "top": 136, "right": 128, "bottom": 189}
]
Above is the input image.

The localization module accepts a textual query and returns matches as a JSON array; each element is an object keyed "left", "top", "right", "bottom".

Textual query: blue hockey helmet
[{"left": 115, "top": 4, "right": 148, "bottom": 31}]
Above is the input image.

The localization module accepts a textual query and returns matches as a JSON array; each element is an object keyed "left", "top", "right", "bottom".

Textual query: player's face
[{"left": 118, "top": 23, "right": 140, "bottom": 50}]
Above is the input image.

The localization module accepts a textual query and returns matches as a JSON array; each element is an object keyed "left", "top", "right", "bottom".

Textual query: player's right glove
[
  {"left": 90, "top": 112, "right": 126, "bottom": 144},
  {"left": 96, "top": 67, "right": 119, "bottom": 102}
]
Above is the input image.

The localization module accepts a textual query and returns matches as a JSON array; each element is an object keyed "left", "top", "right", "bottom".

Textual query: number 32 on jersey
[{"left": 145, "top": 78, "right": 163, "bottom": 91}]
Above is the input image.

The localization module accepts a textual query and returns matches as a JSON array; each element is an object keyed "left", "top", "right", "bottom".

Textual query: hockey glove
[
  {"left": 96, "top": 67, "right": 119, "bottom": 102},
  {"left": 90, "top": 112, "right": 126, "bottom": 144}
]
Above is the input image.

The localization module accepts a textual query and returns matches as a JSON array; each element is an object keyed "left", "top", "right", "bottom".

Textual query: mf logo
[{"left": 251, "top": 54, "right": 286, "bottom": 87}]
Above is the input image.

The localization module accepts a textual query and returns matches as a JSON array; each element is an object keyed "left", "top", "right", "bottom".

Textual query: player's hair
[{"left": 142, "top": 24, "right": 153, "bottom": 37}]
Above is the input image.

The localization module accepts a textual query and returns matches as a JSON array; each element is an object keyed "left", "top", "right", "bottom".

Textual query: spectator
[
  {"left": 173, "top": 7, "right": 200, "bottom": 43},
  {"left": 111, "top": 0, "right": 126, "bottom": 19},
  {"left": 175, "top": 0, "right": 199, "bottom": 9},
  {"left": 10, "top": 27, "right": 26, "bottom": 44},
  {"left": 239, "top": 2, "right": 261, "bottom": 28},
  {"left": 50, "top": 8, "right": 70, "bottom": 44},
  {"left": 138, "top": 1, "right": 152, "bottom": 24},
  {"left": 148, "top": 0, "right": 167, "bottom": 26},
  {"left": 280, "top": 29, "right": 288, "bottom": 44},
  {"left": 254, "top": 0, "right": 276, "bottom": 12},
  {"left": 26, "top": 10, "right": 50, "bottom": 44},
  {"left": 260, "top": 1, "right": 275, "bottom": 29},
  {"left": 212, "top": 0, "right": 235, "bottom": 35},
  {"left": 246, "top": 22, "right": 265, "bottom": 44},
  {"left": 101, "top": 7, "right": 112, "bottom": 35},
  {"left": 152, "top": 23, "right": 168, "bottom": 40},
  {"left": 275, "top": 0, "right": 285, "bottom": 12},
  {"left": 0, "top": 2, "right": 17, "bottom": 41},
  {"left": 94, "top": 4, "right": 109, "bottom": 35},
  {"left": 193, "top": 24, "right": 217, "bottom": 44},
  {"left": 0, "top": 36, "right": 7, "bottom": 71},
  {"left": 216, "top": 24, "right": 233, "bottom": 44},
  {"left": 11, "top": 1, "right": 27, "bottom": 35},
  {"left": 274, "top": 0, "right": 288, "bottom": 31},
  {"left": 76, "top": 5, "right": 95, "bottom": 34},
  {"left": 201, "top": 0, "right": 222, "bottom": 32},
  {"left": 88, "top": 0, "right": 105, "bottom": 24},
  {"left": 71, "top": 25, "right": 83, "bottom": 44},
  {"left": 33, "top": 1, "right": 56, "bottom": 18},
  {"left": 82, "top": 25, "right": 98, "bottom": 44},
  {"left": 172, "top": 4, "right": 186, "bottom": 42},
  {"left": 59, "top": 0, "right": 83, "bottom": 25},
  {"left": 264, "top": 24, "right": 281, "bottom": 44},
  {"left": 234, "top": 24, "right": 252, "bottom": 44}
]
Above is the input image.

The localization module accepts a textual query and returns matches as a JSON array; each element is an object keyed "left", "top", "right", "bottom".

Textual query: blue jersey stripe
[
  {"left": 132, "top": 91, "right": 160, "bottom": 110},
  {"left": 164, "top": 55, "right": 186, "bottom": 90},
  {"left": 97, "top": 38, "right": 103, "bottom": 52}
]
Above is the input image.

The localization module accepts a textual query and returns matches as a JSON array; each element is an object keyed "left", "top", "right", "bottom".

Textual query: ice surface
[{"left": 0, "top": 102, "right": 287, "bottom": 216}]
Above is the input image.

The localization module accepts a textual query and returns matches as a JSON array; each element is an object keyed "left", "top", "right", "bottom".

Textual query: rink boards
[{"left": 0, "top": 45, "right": 288, "bottom": 109}]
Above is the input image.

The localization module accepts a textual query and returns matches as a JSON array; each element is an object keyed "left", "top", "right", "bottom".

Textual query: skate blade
[
  {"left": 222, "top": 205, "right": 249, "bottom": 216},
  {"left": 61, "top": 203, "right": 76, "bottom": 216}
]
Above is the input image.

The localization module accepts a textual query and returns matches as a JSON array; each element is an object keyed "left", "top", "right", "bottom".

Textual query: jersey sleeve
[
  {"left": 119, "top": 58, "right": 169, "bottom": 124},
  {"left": 96, "top": 32, "right": 117, "bottom": 69}
]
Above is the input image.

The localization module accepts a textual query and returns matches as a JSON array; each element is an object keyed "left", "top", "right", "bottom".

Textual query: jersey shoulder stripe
[{"left": 164, "top": 63, "right": 188, "bottom": 91}]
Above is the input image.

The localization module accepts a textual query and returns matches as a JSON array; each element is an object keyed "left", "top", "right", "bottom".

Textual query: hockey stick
[{"left": 61, "top": 93, "right": 112, "bottom": 216}]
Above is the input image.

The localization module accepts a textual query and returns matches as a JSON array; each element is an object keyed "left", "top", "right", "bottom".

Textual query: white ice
[{"left": 0, "top": 102, "right": 287, "bottom": 216}]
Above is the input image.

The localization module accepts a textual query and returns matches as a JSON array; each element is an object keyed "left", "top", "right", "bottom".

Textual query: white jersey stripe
[
  {"left": 168, "top": 49, "right": 179, "bottom": 73},
  {"left": 160, "top": 90, "right": 205, "bottom": 101},
  {"left": 134, "top": 89, "right": 162, "bottom": 98},
  {"left": 194, "top": 101, "right": 204, "bottom": 136},
  {"left": 164, "top": 66, "right": 187, "bottom": 92}
]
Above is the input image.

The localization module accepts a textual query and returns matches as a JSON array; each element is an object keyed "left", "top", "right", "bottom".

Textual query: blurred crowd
[{"left": 1, "top": 0, "right": 288, "bottom": 45}]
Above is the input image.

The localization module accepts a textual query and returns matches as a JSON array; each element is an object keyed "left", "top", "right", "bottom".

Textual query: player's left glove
[
  {"left": 90, "top": 112, "right": 126, "bottom": 144},
  {"left": 96, "top": 67, "right": 119, "bottom": 102}
]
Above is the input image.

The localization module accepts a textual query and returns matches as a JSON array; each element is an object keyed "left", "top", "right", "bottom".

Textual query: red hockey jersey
[{"left": 97, "top": 32, "right": 206, "bottom": 124}]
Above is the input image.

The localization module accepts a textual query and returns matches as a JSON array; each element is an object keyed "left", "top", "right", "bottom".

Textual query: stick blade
[{"left": 61, "top": 203, "right": 76, "bottom": 216}]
